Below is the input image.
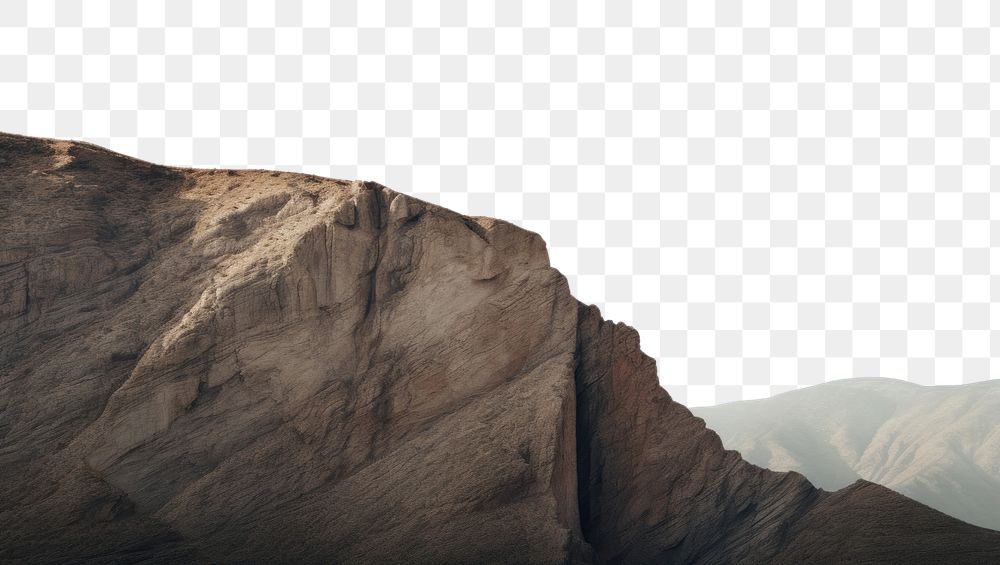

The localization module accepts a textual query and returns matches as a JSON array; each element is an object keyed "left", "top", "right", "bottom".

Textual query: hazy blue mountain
[{"left": 694, "top": 378, "right": 1000, "bottom": 531}]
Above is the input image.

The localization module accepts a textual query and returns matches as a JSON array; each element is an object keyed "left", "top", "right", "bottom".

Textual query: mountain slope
[
  {"left": 694, "top": 378, "right": 1000, "bottom": 531},
  {"left": 2, "top": 132, "right": 999, "bottom": 563}
]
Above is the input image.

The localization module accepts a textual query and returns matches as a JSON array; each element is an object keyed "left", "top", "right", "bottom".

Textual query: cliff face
[
  {"left": 574, "top": 306, "right": 1000, "bottom": 564},
  {"left": 1, "top": 132, "right": 998, "bottom": 564}
]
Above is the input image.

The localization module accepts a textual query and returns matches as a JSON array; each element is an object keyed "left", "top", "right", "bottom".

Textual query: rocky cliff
[{"left": 2, "top": 132, "right": 999, "bottom": 564}]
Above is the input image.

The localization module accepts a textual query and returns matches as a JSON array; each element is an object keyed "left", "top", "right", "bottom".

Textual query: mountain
[
  {"left": 2, "top": 132, "right": 999, "bottom": 563},
  {"left": 693, "top": 377, "right": 1000, "bottom": 532}
]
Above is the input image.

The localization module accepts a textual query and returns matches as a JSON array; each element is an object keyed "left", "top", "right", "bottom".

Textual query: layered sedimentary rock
[{"left": 1, "top": 132, "right": 999, "bottom": 564}]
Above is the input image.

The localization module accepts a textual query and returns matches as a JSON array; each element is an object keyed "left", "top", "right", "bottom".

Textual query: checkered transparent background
[{"left": 2, "top": 0, "right": 997, "bottom": 406}]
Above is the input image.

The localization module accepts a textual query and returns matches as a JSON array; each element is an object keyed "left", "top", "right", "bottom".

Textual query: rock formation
[
  {"left": 694, "top": 377, "right": 1000, "bottom": 532},
  {"left": 1, "top": 132, "right": 999, "bottom": 563}
]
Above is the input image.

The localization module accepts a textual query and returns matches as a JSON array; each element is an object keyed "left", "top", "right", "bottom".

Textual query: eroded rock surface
[{"left": 2, "top": 133, "right": 999, "bottom": 564}]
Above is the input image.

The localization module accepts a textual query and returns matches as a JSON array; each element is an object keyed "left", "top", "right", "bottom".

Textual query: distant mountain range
[{"left": 694, "top": 378, "right": 1000, "bottom": 531}]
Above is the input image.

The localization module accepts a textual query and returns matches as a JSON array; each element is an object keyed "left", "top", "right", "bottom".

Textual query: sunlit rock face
[{"left": 2, "top": 133, "right": 999, "bottom": 564}]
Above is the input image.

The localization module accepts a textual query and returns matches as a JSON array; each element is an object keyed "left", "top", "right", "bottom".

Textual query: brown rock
[
  {"left": 1, "top": 132, "right": 998, "bottom": 563},
  {"left": 574, "top": 304, "right": 1000, "bottom": 563}
]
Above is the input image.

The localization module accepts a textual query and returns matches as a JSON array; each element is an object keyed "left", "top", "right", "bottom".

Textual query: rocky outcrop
[
  {"left": 574, "top": 306, "right": 1000, "bottom": 563},
  {"left": 2, "top": 132, "right": 999, "bottom": 564}
]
